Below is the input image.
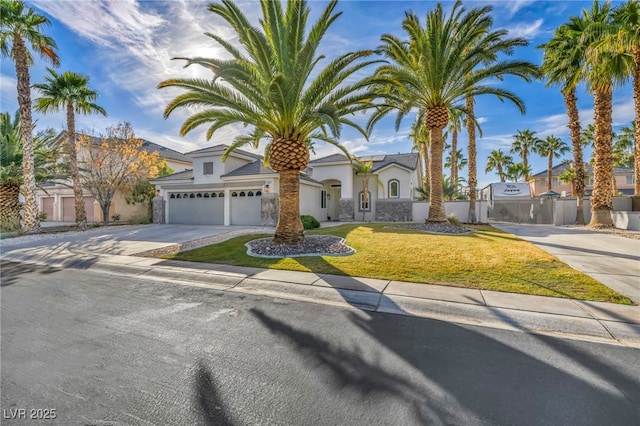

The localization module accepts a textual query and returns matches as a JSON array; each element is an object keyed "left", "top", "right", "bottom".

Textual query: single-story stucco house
[{"left": 151, "top": 144, "right": 422, "bottom": 226}]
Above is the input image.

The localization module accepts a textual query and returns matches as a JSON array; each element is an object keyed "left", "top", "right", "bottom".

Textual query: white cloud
[{"left": 506, "top": 18, "right": 544, "bottom": 39}]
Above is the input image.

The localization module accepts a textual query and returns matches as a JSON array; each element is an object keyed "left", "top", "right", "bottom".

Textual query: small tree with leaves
[
  {"left": 125, "top": 162, "right": 173, "bottom": 222},
  {"left": 78, "top": 122, "right": 163, "bottom": 225}
]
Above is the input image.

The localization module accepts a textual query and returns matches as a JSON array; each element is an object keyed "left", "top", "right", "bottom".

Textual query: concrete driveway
[
  {"left": 0, "top": 224, "right": 273, "bottom": 257},
  {"left": 493, "top": 224, "right": 640, "bottom": 304}
]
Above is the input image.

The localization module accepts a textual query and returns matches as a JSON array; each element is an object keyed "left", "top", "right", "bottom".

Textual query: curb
[{"left": 2, "top": 251, "right": 639, "bottom": 348}]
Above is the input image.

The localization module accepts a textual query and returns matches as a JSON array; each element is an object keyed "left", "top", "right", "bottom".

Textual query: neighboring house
[
  {"left": 151, "top": 147, "right": 421, "bottom": 226},
  {"left": 530, "top": 163, "right": 635, "bottom": 197},
  {"left": 37, "top": 131, "right": 193, "bottom": 222}
]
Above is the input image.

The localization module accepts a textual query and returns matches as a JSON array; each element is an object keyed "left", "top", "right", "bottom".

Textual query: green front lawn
[{"left": 167, "top": 223, "right": 633, "bottom": 305}]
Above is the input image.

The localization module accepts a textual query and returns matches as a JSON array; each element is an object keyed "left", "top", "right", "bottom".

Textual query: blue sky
[{"left": 1, "top": 0, "right": 633, "bottom": 188}]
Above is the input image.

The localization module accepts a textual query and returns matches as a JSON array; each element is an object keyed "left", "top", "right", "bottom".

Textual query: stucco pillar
[
  {"left": 54, "top": 193, "right": 62, "bottom": 221},
  {"left": 224, "top": 189, "right": 231, "bottom": 226},
  {"left": 261, "top": 193, "right": 278, "bottom": 227},
  {"left": 152, "top": 195, "right": 165, "bottom": 224},
  {"left": 339, "top": 199, "right": 354, "bottom": 221}
]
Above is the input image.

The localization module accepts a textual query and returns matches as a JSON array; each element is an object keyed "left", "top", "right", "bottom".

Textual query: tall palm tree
[
  {"left": 535, "top": 135, "right": 570, "bottom": 191},
  {"left": 510, "top": 129, "right": 542, "bottom": 180},
  {"left": 0, "top": 0, "right": 59, "bottom": 233},
  {"left": 34, "top": 68, "right": 107, "bottom": 230},
  {"left": 610, "top": 1, "right": 639, "bottom": 194},
  {"left": 540, "top": 20, "right": 588, "bottom": 224},
  {"left": 370, "top": 1, "right": 536, "bottom": 223},
  {"left": 444, "top": 146, "right": 467, "bottom": 178},
  {"left": 409, "top": 111, "right": 430, "bottom": 186},
  {"left": 447, "top": 108, "right": 464, "bottom": 184},
  {"left": 578, "top": 1, "right": 629, "bottom": 227},
  {"left": 485, "top": 149, "right": 513, "bottom": 182},
  {"left": 159, "top": 0, "right": 380, "bottom": 244}
]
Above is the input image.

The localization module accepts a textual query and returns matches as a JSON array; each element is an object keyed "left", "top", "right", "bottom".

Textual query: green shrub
[
  {"left": 128, "top": 212, "right": 151, "bottom": 225},
  {"left": 301, "top": 214, "right": 320, "bottom": 230},
  {"left": 447, "top": 214, "right": 462, "bottom": 227},
  {"left": 0, "top": 216, "right": 21, "bottom": 233}
]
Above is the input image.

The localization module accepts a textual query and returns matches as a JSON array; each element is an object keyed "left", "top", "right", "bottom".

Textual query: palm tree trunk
[
  {"left": 588, "top": 88, "right": 615, "bottom": 228},
  {"left": 522, "top": 148, "right": 529, "bottom": 181},
  {"left": 274, "top": 169, "right": 304, "bottom": 243},
  {"left": 563, "top": 87, "right": 585, "bottom": 225},
  {"left": 547, "top": 153, "right": 553, "bottom": 191},
  {"left": 466, "top": 96, "right": 477, "bottom": 224},
  {"left": 13, "top": 36, "right": 39, "bottom": 234},
  {"left": 67, "top": 103, "right": 87, "bottom": 230},
  {"left": 451, "top": 129, "right": 458, "bottom": 183},
  {"left": 633, "top": 46, "right": 640, "bottom": 195},
  {"left": 0, "top": 183, "right": 21, "bottom": 229},
  {"left": 427, "top": 127, "right": 447, "bottom": 223},
  {"left": 362, "top": 177, "right": 369, "bottom": 221},
  {"left": 497, "top": 164, "right": 505, "bottom": 182},
  {"left": 421, "top": 141, "right": 430, "bottom": 186}
]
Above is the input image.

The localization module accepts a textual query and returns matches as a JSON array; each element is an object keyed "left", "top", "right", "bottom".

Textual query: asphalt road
[{"left": 1, "top": 260, "right": 639, "bottom": 426}]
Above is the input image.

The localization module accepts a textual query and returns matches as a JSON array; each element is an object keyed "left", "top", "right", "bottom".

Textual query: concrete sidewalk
[{"left": 3, "top": 240, "right": 639, "bottom": 348}]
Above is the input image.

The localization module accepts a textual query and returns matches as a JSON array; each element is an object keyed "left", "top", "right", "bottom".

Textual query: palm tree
[
  {"left": 33, "top": 69, "right": 107, "bottom": 229},
  {"left": 409, "top": 111, "right": 430, "bottom": 186},
  {"left": 535, "top": 135, "right": 570, "bottom": 191},
  {"left": 504, "top": 162, "right": 531, "bottom": 182},
  {"left": 610, "top": 1, "right": 639, "bottom": 194},
  {"left": 0, "top": 0, "right": 59, "bottom": 233},
  {"left": 444, "top": 145, "right": 468, "bottom": 191},
  {"left": 0, "top": 111, "right": 63, "bottom": 229},
  {"left": 354, "top": 159, "right": 383, "bottom": 221},
  {"left": 485, "top": 149, "right": 513, "bottom": 182},
  {"left": 447, "top": 108, "right": 464, "bottom": 184},
  {"left": 370, "top": 1, "right": 536, "bottom": 223},
  {"left": 0, "top": 111, "right": 22, "bottom": 228},
  {"left": 540, "top": 19, "right": 588, "bottom": 224},
  {"left": 613, "top": 121, "right": 635, "bottom": 169},
  {"left": 159, "top": 0, "right": 380, "bottom": 244},
  {"left": 510, "top": 129, "right": 542, "bottom": 180},
  {"left": 578, "top": 1, "right": 629, "bottom": 227}
]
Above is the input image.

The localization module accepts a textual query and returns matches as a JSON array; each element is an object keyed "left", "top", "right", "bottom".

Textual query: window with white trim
[
  {"left": 626, "top": 175, "right": 635, "bottom": 185},
  {"left": 389, "top": 180, "right": 399, "bottom": 198},
  {"left": 321, "top": 190, "right": 327, "bottom": 208},
  {"left": 359, "top": 191, "right": 371, "bottom": 212},
  {"left": 203, "top": 161, "right": 214, "bottom": 175}
]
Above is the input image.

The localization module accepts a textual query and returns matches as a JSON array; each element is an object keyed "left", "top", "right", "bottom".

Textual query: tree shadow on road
[
  {"left": 193, "top": 360, "right": 236, "bottom": 426},
  {"left": 0, "top": 260, "right": 61, "bottom": 287}
]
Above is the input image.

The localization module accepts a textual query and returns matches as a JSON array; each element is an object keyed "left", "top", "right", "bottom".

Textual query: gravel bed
[
  {"left": 246, "top": 235, "right": 355, "bottom": 258},
  {"left": 568, "top": 226, "right": 640, "bottom": 240},
  {"left": 386, "top": 222, "right": 473, "bottom": 235}
]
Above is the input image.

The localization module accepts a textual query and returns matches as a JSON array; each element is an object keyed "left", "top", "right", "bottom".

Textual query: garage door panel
[
  {"left": 168, "top": 194, "right": 224, "bottom": 225},
  {"left": 231, "top": 193, "right": 261, "bottom": 225},
  {"left": 42, "top": 198, "right": 54, "bottom": 221},
  {"left": 63, "top": 197, "right": 95, "bottom": 222}
]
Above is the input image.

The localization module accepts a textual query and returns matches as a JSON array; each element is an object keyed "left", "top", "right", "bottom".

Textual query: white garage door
[
  {"left": 168, "top": 191, "right": 224, "bottom": 225},
  {"left": 230, "top": 190, "right": 262, "bottom": 225}
]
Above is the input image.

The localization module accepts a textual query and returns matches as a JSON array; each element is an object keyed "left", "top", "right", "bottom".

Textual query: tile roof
[
  {"left": 309, "top": 152, "right": 419, "bottom": 171},
  {"left": 186, "top": 144, "right": 263, "bottom": 161},
  {"left": 54, "top": 130, "right": 192, "bottom": 164},
  {"left": 151, "top": 169, "right": 193, "bottom": 182},
  {"left": 532, "top": 163, "right": 633, "bottom": 178},
  {"left": 222, "top": 161, "right": 321, "bottom": 184}
]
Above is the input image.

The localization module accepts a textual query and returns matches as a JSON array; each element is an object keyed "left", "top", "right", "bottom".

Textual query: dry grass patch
[{"left": 167, "top": 223, "right": 632, "bottom": 304}]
